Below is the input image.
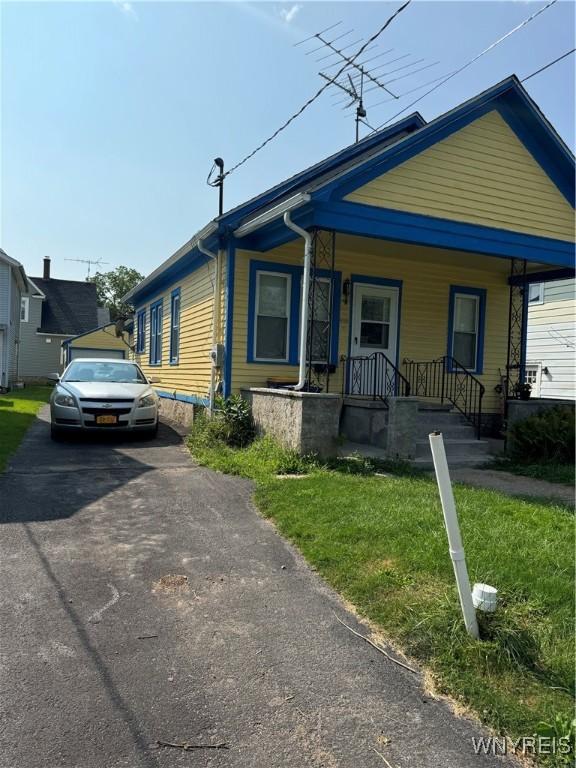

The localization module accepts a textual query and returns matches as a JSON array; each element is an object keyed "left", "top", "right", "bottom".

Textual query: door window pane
[
  {"left": 361, "top": 322, "right": 389, "bottom": 348},
  {"left": 362, "top": 296, "right": 389, "bottom": 322},
  {"left": 255, "top": 272, "right": 289, "bottom": 360},
  {"left": 359, "top": 293, "right": 391, "bottom": 350}
]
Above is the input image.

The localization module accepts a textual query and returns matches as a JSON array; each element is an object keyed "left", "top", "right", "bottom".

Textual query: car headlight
[
  {"left": 54, "top": 392, "right": 76, "bottom": 407},
  {"left": 138, "top": 394, "right": 156, "bottom": 408}
]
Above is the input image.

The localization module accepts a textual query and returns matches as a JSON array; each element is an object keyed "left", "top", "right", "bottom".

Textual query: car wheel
[{"left": 50, "top": 425, "right": 63, "bottom": 441}]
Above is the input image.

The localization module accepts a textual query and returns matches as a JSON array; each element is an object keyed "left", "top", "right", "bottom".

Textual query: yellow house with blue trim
[{"left": 124, "top": 77, "right": 574, "bottom": 447}]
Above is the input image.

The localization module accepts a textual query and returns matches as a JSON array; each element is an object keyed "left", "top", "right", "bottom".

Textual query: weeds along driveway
[{"left": 0, "top": 407, "right": 515, "bottom": 768}]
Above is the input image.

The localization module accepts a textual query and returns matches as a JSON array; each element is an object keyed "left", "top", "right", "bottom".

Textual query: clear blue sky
[{"left": 2, "top": 1, "right": 574, "bottom": 281}]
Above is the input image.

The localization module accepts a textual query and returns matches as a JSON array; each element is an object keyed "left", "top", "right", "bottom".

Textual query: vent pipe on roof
[{"left": 43, "top": 257, "right": 51, "bottom": 280}]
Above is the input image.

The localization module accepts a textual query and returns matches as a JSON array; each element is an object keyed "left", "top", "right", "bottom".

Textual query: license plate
[{"left": 96, "top": 415, "right": 118, "bottom": 425}]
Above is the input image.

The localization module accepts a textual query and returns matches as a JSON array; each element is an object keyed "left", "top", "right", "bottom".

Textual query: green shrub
[
  {"left": 508, "top": 406, "right": 575, "bottom": 464},
  {"left": 214, "top": 395, "right": 255, "bottom": 447}
]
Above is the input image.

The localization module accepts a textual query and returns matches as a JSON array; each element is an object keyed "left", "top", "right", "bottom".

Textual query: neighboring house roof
[
  {"left": 0, "top": 248, "right": 28, "bottom": 292},
  {"left": 124, "top": 75, "right": 575, "bottom": 304},
  {"left": 97, "top": 306, "right": 111, "bottom": 326},
  {"left": 28, "top": 277, "right": 99, "bottom": 335}
]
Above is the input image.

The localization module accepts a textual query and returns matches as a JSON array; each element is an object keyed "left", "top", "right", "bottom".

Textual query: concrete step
[
  {"left": 416, "top": 412, "right": 469, "bottom": 431},
  {"left": 417, "top": 401, "right": 453, "bottom": 412},
  {"left": 415, "top": 438, "right": 491, "bottom": 460}
]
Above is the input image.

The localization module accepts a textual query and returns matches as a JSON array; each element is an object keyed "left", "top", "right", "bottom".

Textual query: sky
[{"left": 1, "top": 0, "right": 574, "bottom": 282}]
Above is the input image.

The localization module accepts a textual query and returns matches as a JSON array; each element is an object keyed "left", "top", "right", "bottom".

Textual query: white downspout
[
  {"left": 197, "top": 239, "right": 219, "bottom": 412},
  {"left": 283, "top": 212, "right": 312, "bottom": 390}
]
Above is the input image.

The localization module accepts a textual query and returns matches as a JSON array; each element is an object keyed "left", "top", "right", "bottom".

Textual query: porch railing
[
  {"left": 342, "top": 352, "right": 411, "bottom": 406},
  {"left": 403, "top": 356, "right": 485, "bottom": 439}
]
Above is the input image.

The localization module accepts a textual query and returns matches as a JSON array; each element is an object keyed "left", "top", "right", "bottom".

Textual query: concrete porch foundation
[
  {"left": 340, "top": 396, "right": 419, "bottom": 460},
  {"left": 241, "top": 388, "right": 343, "bottom": 458}
]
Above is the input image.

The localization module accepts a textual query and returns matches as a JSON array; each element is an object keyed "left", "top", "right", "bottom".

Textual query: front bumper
[{"left": 51, "top": 398, "right": 159, "bottom": 431}]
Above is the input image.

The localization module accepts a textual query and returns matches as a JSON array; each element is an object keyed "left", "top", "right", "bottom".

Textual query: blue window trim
[
  {"left": 149, "top": 299, "right": 163, "bottom": 366},
  {"left": 447, "top": 285, "right": 487, "bottom": 374},
  {"left": 247, "top": 259, "right": 341, "bottom": 367},
  {"left": 344, "top": 275, "right": 403, "bottom": 395},
  {"left": 136, "top": 309, "right": 146, "bottom": 354},
  {"left": 169, "top": 288, "right": 180, "bottom": 365}
]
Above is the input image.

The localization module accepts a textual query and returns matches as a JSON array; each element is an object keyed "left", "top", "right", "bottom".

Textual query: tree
[{"left": 90, "top": 266, "right": 144, "bottom": 321}]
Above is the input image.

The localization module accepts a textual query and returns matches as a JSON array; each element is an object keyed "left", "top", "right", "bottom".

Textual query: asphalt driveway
[{"left": 0, "top": 407, "right": 514, "bottom": 768}]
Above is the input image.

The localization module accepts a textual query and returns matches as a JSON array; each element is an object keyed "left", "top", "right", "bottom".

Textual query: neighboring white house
[
  {"left": 0, "top": 249, "right": 28, "bottom": 390},
  {"left": 525, "top": 278, "right": 575, "bottom": 399}
]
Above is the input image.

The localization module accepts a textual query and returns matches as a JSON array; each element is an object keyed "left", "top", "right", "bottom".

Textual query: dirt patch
[{"left": 152, "top": 574, "right": 190, "bottom": 593}]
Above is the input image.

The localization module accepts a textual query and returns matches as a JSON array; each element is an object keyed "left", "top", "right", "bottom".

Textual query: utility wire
[
  {"left": 521, "top": 48, "right": 575, "bottom": 82},
  {"left": 222, "top": 0, "right": 412, "bottom": 180},
  {"left": 372, "top": 0, "right": 559, "bottom": 131}
]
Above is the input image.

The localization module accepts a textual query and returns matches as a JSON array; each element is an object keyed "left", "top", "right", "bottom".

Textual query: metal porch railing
[
  {"left": 403, "top": 356, "right": 485, "bottom": 439},
  {"left": 342, "top": 352, "right": 411, "bottom": 407}
]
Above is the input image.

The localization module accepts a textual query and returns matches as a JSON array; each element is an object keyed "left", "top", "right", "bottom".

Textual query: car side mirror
[
  {"left": 46, "top": 373, "right": 60, "bottom": 382},
  {"left": 148, "top": 376, "right": 159, "bottom": 384}
]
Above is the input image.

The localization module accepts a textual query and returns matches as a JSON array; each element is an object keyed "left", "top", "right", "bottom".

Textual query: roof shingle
[{"left": 28, "top": 277, "right": 99, "bottom": 335}]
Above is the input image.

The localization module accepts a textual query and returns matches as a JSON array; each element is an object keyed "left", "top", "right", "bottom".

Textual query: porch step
[
  {"left": 417, "top": 401, "right": 453, "bottom": 412},
  {"left": 412, "top": 455, "right": 489, "bottom": 469}
]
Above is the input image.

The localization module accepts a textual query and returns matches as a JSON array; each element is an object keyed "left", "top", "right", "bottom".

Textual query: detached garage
[{"left": 62, "top": 323, "right": 131, "bottom": 365}]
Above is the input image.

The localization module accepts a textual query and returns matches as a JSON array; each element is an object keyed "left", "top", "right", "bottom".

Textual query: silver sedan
[{"left": 49, "top": 358, "right": 160, "bottom": 440}]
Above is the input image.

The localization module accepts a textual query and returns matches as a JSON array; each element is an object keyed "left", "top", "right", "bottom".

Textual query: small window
[
  {"left": 20, "top": 297, "right": 29, "bottom": 323},
  {"left": 170, "top": 289, "right": 180, "bottom": 364},
  {"left": 255, "top": 272, "right": 290, "bottom": 361},
  {"left": 136, "top": 310, "right": 146, "bottom": 354},
  {"left": 525, "top": 363, "right": 541, "bottom": 397},
  {"left": 448, "top": 287, "right": 486, "bottom": 373},
  {"left": 149, "top": 300, "right": 163, "bottom": 365},
  {"left": 528, "top": 283, "right": 543, "bottom": 304}
]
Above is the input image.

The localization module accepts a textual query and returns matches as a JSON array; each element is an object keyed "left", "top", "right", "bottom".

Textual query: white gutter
[
  {"left": 233, "top": 193, "right": 311, "bottom": 238},
  {"left": 197, "top": 239, "right": 219, "bottom": 413},
  {"left": 283, "top": 211, "right": 312, "bottom": 391}
]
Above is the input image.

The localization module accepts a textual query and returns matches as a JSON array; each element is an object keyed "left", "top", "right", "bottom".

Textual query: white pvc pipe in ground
[{"left": 429, "top": 431, "right": 480, "bottom": 640}]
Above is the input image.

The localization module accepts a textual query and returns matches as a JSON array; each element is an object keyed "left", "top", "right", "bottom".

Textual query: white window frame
[
  {"left": 452, "top": 293, "right": 480, "bottom": 371},
  {"left": 524, "top": 362, "right": 542, "bottom": 397},
  {"left": 528, "top": 283, "right": 544, "bottom": 305},
  {"left": 254, "top": 270, "right": 291, "bottom": 363},
  {"left": 20, "top": 296, "right": 29, "bottom": 323}
]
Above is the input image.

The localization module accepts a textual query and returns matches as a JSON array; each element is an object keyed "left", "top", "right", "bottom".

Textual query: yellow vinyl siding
[
  {"left": 231, "top": 235, "right": 510, "bottom": 413},
  {"left": 68, "top": 325, "right": 129, "bottom": 353},
  {"left": 345, "top": 110, "right": 575, "bottom": 242},
  {"left": 134, "top": 255, "right": 226, "bottom": 402}
]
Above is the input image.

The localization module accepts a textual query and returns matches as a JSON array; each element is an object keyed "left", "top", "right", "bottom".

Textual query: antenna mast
[{"left": 65, "top": 258, "right": 110, "bottom": 279}]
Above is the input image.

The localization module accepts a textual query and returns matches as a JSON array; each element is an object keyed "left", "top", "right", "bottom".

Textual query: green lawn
[
  {"left": 189, "top": 432, "right": 575, "bottom": 765},
  {"left": 488, "top": 458, "right": 575, "bottom": 487},
  {"left": 0, "top": 386, "right": 52, "bottom": 471}
]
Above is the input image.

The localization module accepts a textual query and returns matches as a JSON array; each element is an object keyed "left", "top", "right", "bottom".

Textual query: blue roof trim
[
  {"left": 318, "top": 78, "right": 575, "bottom": 206},
  {"left": 310, "top": 201, "right": 575, "bottom": 267}
]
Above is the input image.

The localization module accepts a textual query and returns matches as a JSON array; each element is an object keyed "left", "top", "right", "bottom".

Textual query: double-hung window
[
  {"left": 254, "top": 271, "right": 291, "bottom": 362},
  {"left": 136, "top": 310, "right": 146, "bottom": 354},
  {"left": 149, "top": 300, "right": 163, "bottom": 365},
  {"left": 448, "top": 287, "right": 486, "bottom": 373},
  {"left": 170, "top": 289, "right": 180, "bottom": 364}
]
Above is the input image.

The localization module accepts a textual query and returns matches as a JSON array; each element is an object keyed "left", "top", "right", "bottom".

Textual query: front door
[{"left": 349, "top": 283, "right": 399, "bottom": 395}]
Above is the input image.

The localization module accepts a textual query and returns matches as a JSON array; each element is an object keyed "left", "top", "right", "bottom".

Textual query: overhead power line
[
  {"left": 222, "top": 0, "right": 412, "bottom": 180},
  {"left": 372, "top": 0, "right": 559, "bottom": 132},
  {"left": 521, "top": 48, "right": 575, "bottom": 82}
]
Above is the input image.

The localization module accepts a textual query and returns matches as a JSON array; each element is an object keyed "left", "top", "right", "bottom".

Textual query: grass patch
[
  {"left": 188, "top": 424, "right": 575, "bottom": 765},
  {"left": 488, "top": 458, "right": 575, "bottom": 487},
  {"left": 0, "top": 386, "right": 52, "bottom": 471}
]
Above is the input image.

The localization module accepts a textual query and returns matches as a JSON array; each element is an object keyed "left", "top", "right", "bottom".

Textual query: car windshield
[{"left": 63, "top": 361, "right": 147, "bottom": 384}]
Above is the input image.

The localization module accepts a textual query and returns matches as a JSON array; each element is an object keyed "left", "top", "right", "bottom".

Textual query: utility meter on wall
[{"left": 210, "top": 344, "right": 224, "bottom": 368}]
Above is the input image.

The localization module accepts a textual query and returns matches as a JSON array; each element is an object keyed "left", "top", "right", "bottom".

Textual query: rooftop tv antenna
[
  {"left": 296, "top": 21, "right": 439, "bottom": 142},
  {"left": 65, "top": 258, "right": 110, "bottom": 279}
]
